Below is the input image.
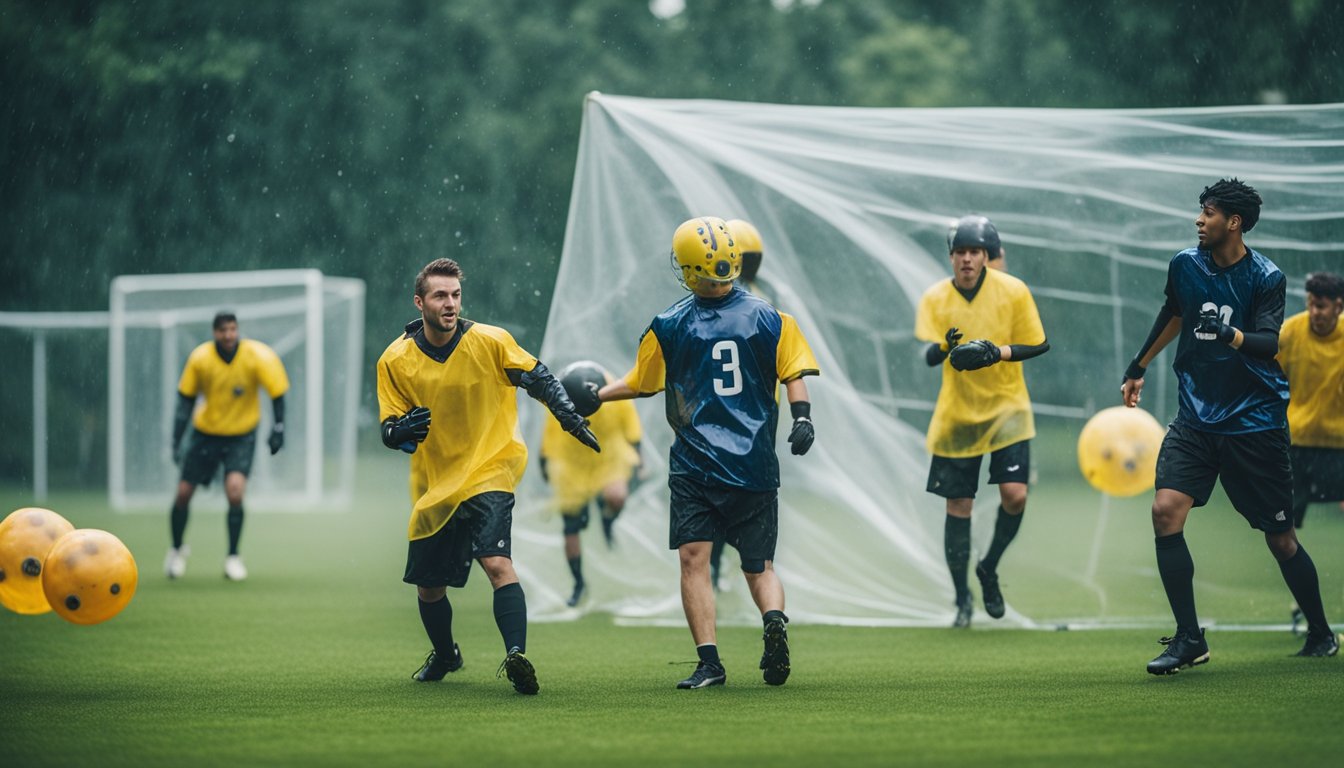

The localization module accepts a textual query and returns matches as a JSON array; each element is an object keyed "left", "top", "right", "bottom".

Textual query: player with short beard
[{"left": 1122, "top": 179, "right": 1338, "bottom": 671}]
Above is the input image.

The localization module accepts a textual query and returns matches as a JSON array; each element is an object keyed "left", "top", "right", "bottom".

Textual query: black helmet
[
  {"left": 559, "top": 360, "right": 605, "bottom": 417},
  {"left": 947, "top": 215, "right": 1001, "bottom": 256}
]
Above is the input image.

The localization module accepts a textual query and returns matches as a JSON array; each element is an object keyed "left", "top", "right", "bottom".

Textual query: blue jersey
[
  {"left": 1162, "top": 246, "right": 1289, "bottom": 434},
  {"left": 625, "top": 287, "right": 819, "bottom": 491}
]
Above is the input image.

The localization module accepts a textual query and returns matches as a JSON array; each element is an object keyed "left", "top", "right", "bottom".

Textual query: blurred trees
[{"left": 1, "top": 0, "right": 1340, "bottom": 483}]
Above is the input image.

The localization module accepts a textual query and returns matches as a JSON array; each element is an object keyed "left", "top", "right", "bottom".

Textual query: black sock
[
  {"left": 170, "top": 504, "right": 188, "bottom": 549},
  {"left": 226, "top": 505, "right": 244, "bottom": 556},
  {"left": 417, "top": 595, "right": 455, "bottom": 654},
  {"left": 1155, "top": 532, "right": 1199, "bottom": 634},
  {"left": 763, "top": 609, "right": 787, "bottom": 627},
  {"left": 567, "top": 555, "right": 583, "bottom": 586},
  {"left": 493, "top": 582, "right": 528, "bottom": 654},
  {"left": 979, "top": 505, "right": 1023, "bottom": 573},
  {"left": 696, "top": 643, "right": 721, "bottom": 667},
  {"left": 1278, "top": 545, "right": 1330, "bottom": 635},
  {"left": 944, "top": 515, "right": 971, "bottom": 602}
]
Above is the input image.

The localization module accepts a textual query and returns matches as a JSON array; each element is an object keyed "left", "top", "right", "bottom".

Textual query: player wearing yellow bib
[
  {"left": 915, "top": 216, "right": 1049, "bottom": 628},
  {"left": 1277, "top": 271, "right": 1344, "bottom": 529},
  {"left": 540, "top": 361, "right": 643, "bottom": 607},
  {"left": 376, "top": 258, "right": 599, "bottom": 694},
  {"left": 166, "top": 311, "right": 289, "bottom": 583}
]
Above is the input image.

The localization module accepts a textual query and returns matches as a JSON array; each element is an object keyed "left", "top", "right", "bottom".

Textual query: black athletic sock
[
  {"left": 944, "top": 515, "right": 971, "bottom": 602},
  {"left": 1278, "top": 545, "right": 1330, "bottom": 635},
  {"left": 567, "top": 555, "right": 583, "bottom": 586},
  {"left": 417, "top": 595, "right": 456, "bottom": 655},
  {"left": 696, "top": 643, "right": 721, "bottom": 667},
  {"left": 978, "top": 505, "right": 1024, "bottom": 573},
  {"left": 226, "top": 505, "right": 244, "bottom": 556},
  {"left": 1155, "top": 532, "right": 1199, "bottom": 634},
  {"left": 170, "top": 503, "right": 188, "bottom": 549},
  {"left": 493, "top": 581, "right": 528, "bottom": 654}
]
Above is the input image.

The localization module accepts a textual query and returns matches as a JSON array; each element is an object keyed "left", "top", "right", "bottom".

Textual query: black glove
[
  {"left": 383, "top": 406, "right": 431, "bottom": 454},
  {"left": 949, "top": 339, "right": 1002, "bottom": 371},
  {"left": 268, "top": 425, "right": 285, "bottom": 455},
  {"left": 555, "top": 408, "right": 600, "bottom": 453},
  {"left": 787, "top": 401, "right": 815, "bottom": 455},
  {"left": 1194, "top": 308, "right": 1236, "bottom": 344},
  {"left": 945, "top": 327, "right": 963, "bottom": 351}
]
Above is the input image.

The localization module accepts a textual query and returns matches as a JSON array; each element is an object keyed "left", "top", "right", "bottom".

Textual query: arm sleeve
[
  {"left": 624, "top": 329, "right": 667, "bottom": 395},
  {"left": 172, "top": 393, "right": 194, "bottom": 445},
  {"left": 924, "top": 343, "right": 949, "bottom": 367},
  {"left": 1126, "top": 304, "right": 1178, "bottom": 379},
  {"left": 271, "top": 394, "right": 285, "bottom": 427},
  {"left": 1237, "top": 271, "right": 1286, "bottom": 360},
  {"left": 1007, "top": 340, "right": 1050, "bottom": 362},
  {"left": 777, "top": 313, "right": 820, "bottom": 382}
]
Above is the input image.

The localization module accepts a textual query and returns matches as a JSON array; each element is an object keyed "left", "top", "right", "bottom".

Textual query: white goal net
[{"left": 108, "top": 269, "right": 365, "bottom": 511}]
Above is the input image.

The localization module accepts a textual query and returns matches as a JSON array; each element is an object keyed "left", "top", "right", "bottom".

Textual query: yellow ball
[
  {"left": 1077, "top": 406, "right": 1167, "bottom": 497},
  {"left": 41, "top": 529, "right": 139, "bottom": 626},
  {"left": 0, "top": 507, "right": 75, "bottom": 615}
]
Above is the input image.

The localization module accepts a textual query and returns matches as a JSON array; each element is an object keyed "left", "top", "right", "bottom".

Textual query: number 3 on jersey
[{"left": 712, "top": 340, "right": 743, "bottom": 396}]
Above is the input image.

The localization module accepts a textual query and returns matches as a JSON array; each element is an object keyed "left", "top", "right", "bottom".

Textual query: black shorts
[
  {"left": 668, "top": 474, "right": 777, "bottom": 573},
  {"left": 403, "top": 492, "right": 514, "bottom": 588},
  {"left": 1291, "top": 446, "right": 1344, "bottom": 505},
  {"left": 1155, "top": 422, "right": 1294, "bottom": 533},
  {"left": 926, "top": 440, "right": 1030, "bottom": 500},
  {"left": 180, "top": 430, "right": 255, "bottom": 487},
  {"left": 561, "top": 504, "right": 590, "bottom": 536}
]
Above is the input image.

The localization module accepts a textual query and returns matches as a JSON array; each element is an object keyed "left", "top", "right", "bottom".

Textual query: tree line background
[{"left": 2, "top": 0, "right": 1341, "bottom": 485}]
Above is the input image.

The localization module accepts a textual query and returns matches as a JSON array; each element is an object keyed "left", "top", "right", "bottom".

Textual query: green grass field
[{"left": 4, "top": 452, "right": 1344, "bottom": 767}]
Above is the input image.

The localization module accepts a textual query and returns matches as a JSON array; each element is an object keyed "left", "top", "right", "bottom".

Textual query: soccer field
[{"left": 3, "top": 453, "right": 1343, "bottom": 767}]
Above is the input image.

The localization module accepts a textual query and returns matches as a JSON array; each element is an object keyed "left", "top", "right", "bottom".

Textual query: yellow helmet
[
  {"left": 671, "top": 216, "right": 740, "bottom": 290},
  {"left": 726, "top": 219, "right": 762, "bottom": 255}
]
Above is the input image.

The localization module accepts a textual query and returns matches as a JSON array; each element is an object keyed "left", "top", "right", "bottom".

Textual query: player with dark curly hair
[{"left": 1122, "top": 179, "right": 1338, "bottom": 672}]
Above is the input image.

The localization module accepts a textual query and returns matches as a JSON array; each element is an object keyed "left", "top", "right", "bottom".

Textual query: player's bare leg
[
  {"left": 945, "top": 498, "right": 974, "bottom": 628},
  {"left": 677, "top": 541, "right": 725, "bottom": 688},
  {"left": 599, "top": 480, "right": 628, "bottom": 548},
  {"left": 744, "top": 561, "right": 790, "bottom": 685}
]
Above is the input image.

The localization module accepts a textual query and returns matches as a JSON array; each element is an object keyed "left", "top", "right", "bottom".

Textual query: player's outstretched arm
[
  {"left": 784, "top": 377, "right": 814, "bottom": 456},
  {"left": 171, "top": 392, "right": 194, "bottom": 465},
  {"left": 381, "top": 406, "right": 431, "bottom": 454},
  {"left": 599, "top": 378, "right": 638, "bottom": 402},
  {"left": 511, "top": 362, "right": 600, "bottom": 453}
]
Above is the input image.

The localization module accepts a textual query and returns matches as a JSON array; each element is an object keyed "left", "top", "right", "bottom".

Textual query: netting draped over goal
[{"left": 517, "top": 94, "right": 1344, "bottom": 625}]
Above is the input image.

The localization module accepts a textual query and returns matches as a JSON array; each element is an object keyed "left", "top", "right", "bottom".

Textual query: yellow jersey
[
  {"left": 376, "top": 321, "right": 537, "bottom": 540},
  {"left": 541, "top": 390, "right": 642, "bottom": 513},
  {"left": 915, "top": 269, "right": 1046, "bottom": 458},
  {"left": 178, "top": 339, "right": 289, "bottom": 437},
  {"left": 1277, "top": 311, "right": 1344, "bottom": 449}
]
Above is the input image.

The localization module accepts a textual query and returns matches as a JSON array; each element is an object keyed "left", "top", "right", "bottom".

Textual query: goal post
[{"left": 107, "top": 269, "right": 364, "bottom": 511}]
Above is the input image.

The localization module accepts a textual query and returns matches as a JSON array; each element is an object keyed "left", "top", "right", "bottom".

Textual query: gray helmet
[{"left": 947, "top": 215, "right": 1001, "bottom": 255}]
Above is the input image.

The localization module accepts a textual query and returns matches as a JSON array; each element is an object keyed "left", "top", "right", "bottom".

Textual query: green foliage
[{"left": 2, "top": 0, "right": 1341, "bottom": 482}]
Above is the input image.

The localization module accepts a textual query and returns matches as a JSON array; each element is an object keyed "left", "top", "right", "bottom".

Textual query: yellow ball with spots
[
  {"left": 0, "top": 507, "right": 75, "bottom": 615},
  {"left": 1077, "top": 406, "right": 1167, "bottom": 498},
  {"left": 42, "top": 529, "right": 139, "bottom": 625}
]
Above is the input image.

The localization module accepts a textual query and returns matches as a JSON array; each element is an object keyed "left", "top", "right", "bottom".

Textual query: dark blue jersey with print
[
  {"left": 1161, "top": 246, "right": 1289, "bottom": 434},
  {"left": 649, "top": 287, "right": 792, "bottom": 490}
]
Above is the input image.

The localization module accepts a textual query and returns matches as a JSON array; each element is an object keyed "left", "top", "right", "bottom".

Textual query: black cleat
[
  {"left": 1146, "top": 628, "right": 1210, "bottom": 675},
  {"left": 1296, "top": 630, "right": 1340, "bottom": 657},
  {"left": 412, "top": 644, "right": 463, "bottom": 681},
  {"left": 976, "top": 562, "right": 1005, "bottom": 619},
  {"left": 566, "top": 581, "right": 585, "bottom": 608},
  {"left": 498, "top": 648, "right": 539, "bottom": 695},
  {"left": 760, "top": 616, "right": 791, "bottom": 686},
  {"left": 677, "top": 661, "right": 726, "bottom": 690},
  {"left": 953, "top": 592, "right": 973, "bottom": 629}
]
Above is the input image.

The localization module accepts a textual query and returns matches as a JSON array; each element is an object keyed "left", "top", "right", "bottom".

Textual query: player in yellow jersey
[
  {"left": 376, "top": 258, "right": 598, "bottom": 694},
  {"left": 915, "top": 215, "right": 1049, "bottom": 628},
  {"left": 540, "top": 361, "right": 643, "bottom": 607},
  {"left": 166, "top": 311, "right": 289, "bottom": 582},
  {"left": 1278, "top": 271, "right": 1344, "bottom": 528}
]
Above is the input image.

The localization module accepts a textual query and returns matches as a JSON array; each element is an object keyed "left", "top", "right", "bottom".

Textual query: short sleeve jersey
[
  {"left": 623, "top": 286, "right": 819, "bottom": 491},
  {"left": 376, "top": 321, "right": 537, "bottom": 540},
  {"left": 1162, "top": 247, "right": 1289, "bottom": 434},
  {"left": 915, "top": 269, "right": 1045, "bottom": 458},
  {"left": 178, "top": 339, "right": 290, "bottom": 437},
  {"left": 541, "top": 384, "right": 642, "bottom": 512},
  {"left": 1277, "top": 310, "right": 1344, "bottom": 448}
]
